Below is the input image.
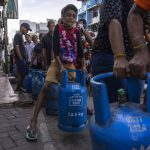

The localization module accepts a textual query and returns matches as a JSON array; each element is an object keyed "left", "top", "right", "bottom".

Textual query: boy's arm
[
  {"left": 53, "top": 25, "right": 65, "bottom": 71},
  {"left": 56, "top": 56, "right": 65, "bottom": 72}
]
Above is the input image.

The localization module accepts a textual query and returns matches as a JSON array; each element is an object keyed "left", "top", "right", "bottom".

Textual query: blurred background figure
[
  {"left": 31, "top": 33, "right": 44, "bottom": 70},
  {"left": 42, "top": 20, "right": 55, "bottom": 70},
  {"left": 24, "top": 34, "right": 34, "bottom": 66}
]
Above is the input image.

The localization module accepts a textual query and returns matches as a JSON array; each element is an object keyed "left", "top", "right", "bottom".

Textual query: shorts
[
  {"left": 16, "top": 59, "right": 28, "bottom": 75},
  {"left": 45, "top": 60, "right": 76, "bottom": 84}
]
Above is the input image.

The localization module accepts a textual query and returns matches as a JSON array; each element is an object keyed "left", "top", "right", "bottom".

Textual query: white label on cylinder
[
  {"left": 69, "top": 93, "right": 83, "bottom": 106},
  {"left": 132, "top": 145, "right": 150, "bottom": 150}
]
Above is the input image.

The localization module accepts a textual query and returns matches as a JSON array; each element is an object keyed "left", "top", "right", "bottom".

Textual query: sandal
[
  {"left": 25, "top": 125, "right": 37, "bottom": 141},
  {"left": 87, "top": 108, "right": 94, "bottom": 115}
]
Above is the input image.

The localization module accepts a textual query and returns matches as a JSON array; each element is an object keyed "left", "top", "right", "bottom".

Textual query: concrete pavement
[{"left": 0, "top": 73, "right": 94, "bottom": 150}]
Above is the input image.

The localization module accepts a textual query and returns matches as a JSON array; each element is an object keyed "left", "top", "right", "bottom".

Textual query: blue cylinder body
[
  {"left": 90, "top": 72, "right": 150, "bottom": 150},
  {"left": 58, "top": 70, "right": 88, "bottom": 132},
  {"left": 23, "top": 69, "right": 32, "bottom": 93},
  {"left": 32, "top": 71, "right": 44, "bottom": 100},
  {"left": 45, "top": 83, "right": 59, "bottom": 115}
]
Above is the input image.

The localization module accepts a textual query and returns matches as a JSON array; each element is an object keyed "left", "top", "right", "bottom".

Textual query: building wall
[
  {"left": 78, "top": 0, "right": 101, "bottom": 34},
  {"left": 39, "top": 22, "right": 47, "bottom": 31},
  {"left": 20, "top": 20, "right": 49, "bottom": 34}
]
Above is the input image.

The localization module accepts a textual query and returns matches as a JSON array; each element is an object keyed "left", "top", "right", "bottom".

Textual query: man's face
[
  {"left": 21, "top": 26, "right": 28, "bottom": 35},
  {"left": 62, "top": 10, "right": 77, "bottom": 29},
  {"left": 48, "top": 23, "right": 55, "bottom": 33}
]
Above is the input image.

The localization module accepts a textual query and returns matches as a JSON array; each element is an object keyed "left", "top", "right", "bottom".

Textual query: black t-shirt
[
  {"left": 42, "top": 32, "right": 53, "bottom": 65},
  {"left": 34, "top": 43, "right": 42, "bottom": 64},
  {"left": 13, "top": 32, "right": 26, "bottom": 60},
  {"left": 53, "top": 24, "right": 84, "bottom": 61},
  {"left": 93, "top": 0, "right": 134, "bottom": 60}
]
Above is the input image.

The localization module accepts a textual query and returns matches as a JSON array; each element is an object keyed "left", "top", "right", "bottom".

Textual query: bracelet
[
  {"left": 133, "top": 43, "right": 146, "bottom": 49},
  {"left": 114, "top": 52, "right": 126, "bottom": 59},
  {"left": 132, "top": 35, "right": 143, "bottom": 42}
]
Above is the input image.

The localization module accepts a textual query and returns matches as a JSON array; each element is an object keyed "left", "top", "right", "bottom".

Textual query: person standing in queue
[
  {"left": 26, "top": 4, "right": 85, "bottom": 141},
  {"left": 42, "top": 19, "right": 55, "bottom": 69},
  {"left": 13, "top": 23, "right": 32, "bottom": 92}
]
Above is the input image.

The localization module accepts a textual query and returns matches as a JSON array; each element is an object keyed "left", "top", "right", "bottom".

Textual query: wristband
[
  {"left": 114, "top": 52, "right": 126, "bottom": 59},
  {"left": 133, "top": 43, "right": 146, "bottom": 49}
]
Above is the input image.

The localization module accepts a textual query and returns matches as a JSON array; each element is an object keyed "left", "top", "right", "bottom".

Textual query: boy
[{"left": 26, "top": 4, "right": 84, "bottom": 141}]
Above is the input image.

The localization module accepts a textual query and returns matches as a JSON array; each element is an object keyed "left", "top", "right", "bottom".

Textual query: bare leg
[
  {"left": 30, "top": 82, "right": 50, "bottom": 129},
  {"left": 86, "top": 82, "right": 94, "bottom": 115}
]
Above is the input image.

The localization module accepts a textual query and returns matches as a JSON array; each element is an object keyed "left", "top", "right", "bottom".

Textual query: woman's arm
[
  {"left": 109, "top": 19, "right": 129, "bottom": 78},
  {"left": 127, "top": 4, "right": 150, "bottom": 78}
]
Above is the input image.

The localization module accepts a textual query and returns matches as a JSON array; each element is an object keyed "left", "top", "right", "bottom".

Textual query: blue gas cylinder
[
  {"left": 90, "top": 72, "right": 150, "bottom": 150},
  {"left": 58, "top": 70, "right": 88, "bottom": 132},
  {"left": 32, "top": 70, "right": 39, "bottom": 100},
  {"left": 45, "top": 83, "right": 59, "bottom": 115},
  {"left": 12, "top": 64, "right": 16, "bottom": 77},
  {"left": 23, "top": 69, "right": 32, "bottom": 93},
  {"left": 32, "top": 71, "right": 44, "bottom": 100}
]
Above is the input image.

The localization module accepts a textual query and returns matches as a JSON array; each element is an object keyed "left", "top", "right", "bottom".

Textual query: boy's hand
[
  {"left": 60, "top": 64, "right": 65, "bottom": 73},
  {"left": 81, "top": 65, "right": 87, "bottom": 72},
  {"left": 87, "top": 73, "right": 92, "bottom": 80}
]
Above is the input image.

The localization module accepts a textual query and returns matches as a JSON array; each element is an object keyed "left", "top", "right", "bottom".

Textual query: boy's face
[
  {"left": 63, "top": 10, "right": 77, "bottom": 29},
  {"left": 25, "top": 35, "right": 31, "bottom": 43},
  {"left": 32, "top": 35, "right": 38, "bottom": 43},
  {"left": 48, "top": 23, "right": 55, "bottom": 33}
]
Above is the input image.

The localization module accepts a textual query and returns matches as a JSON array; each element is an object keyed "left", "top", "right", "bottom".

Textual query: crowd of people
[{"left": 12, "top": 0, "right": 150, "bottom": 142}]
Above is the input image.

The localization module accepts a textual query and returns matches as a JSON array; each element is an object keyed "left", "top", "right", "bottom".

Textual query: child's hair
[
  {"left": 62, "top": 4, "right": 78, "bottom": 16},
  {"left": 78, "top": 19, "right": 86, "bottom": 25}
]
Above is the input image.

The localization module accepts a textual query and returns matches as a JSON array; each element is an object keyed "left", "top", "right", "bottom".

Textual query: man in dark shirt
[
  {"left": 13, "top": 23, "right": 32, "bottom": 92},
  {"left": 42, "top": 20, "right": 55, "bottom": 69}
]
